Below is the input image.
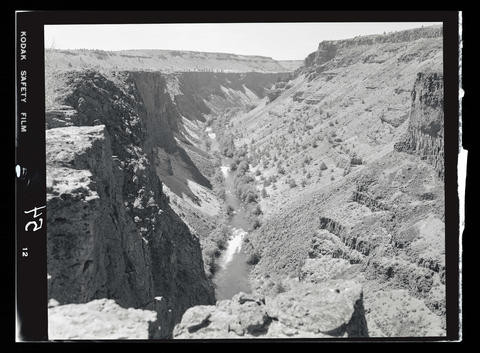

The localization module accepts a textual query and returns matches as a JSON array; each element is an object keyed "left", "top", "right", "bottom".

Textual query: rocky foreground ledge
[
  {"left": 48, "top": 299, "right": 157, "bottom": 340},
  {"left": 173, "top": 280, "right": 368, "bottom": 339}
]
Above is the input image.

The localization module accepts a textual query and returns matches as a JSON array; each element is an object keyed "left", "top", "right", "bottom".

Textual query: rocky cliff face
[
  {"left": 173, "top": 280, "right": 368, "bottom": 339},
  {"left": 46, "top": 70, "right": 215, "bottom": 338},
  {"left": 394, "top": 71, "right": 444, "bottom": 179},
  {"left": 304, "top": 25, "right": 442, "bottom": 70},
  {"left": 304, "top": 41, "right": 338, "bottom": 68}
]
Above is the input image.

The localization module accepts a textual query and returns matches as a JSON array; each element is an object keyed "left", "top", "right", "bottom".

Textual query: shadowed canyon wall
[{"left": 46, "top": 71, "right": 217, "bottom": 338}]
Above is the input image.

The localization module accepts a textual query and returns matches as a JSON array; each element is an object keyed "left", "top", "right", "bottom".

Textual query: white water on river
[
  {"left": 206, "top": 127, "right": 252, "bottom": 300},
  {"left": 213, "top": 162, "right": 252, "bottom": 300},
  {"left": 220, "top": 228, "right": 247, "bottom": 268}
]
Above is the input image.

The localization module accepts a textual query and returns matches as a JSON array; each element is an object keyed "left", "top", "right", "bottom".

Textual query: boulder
[{"left": 174, "top": 280, "right": 368, "bottom": 339}]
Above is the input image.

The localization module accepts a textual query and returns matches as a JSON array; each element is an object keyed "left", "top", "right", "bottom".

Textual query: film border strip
[{"left": 15, "top": 11, "right": 48, "bottom": 341}]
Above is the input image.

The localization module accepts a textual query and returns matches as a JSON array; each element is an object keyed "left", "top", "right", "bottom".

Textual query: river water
[{"left": 207, "top": 128, "right": 252, "bottom": 300}]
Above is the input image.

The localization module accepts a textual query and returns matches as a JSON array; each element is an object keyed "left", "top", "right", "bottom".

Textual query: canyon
[{"left": 45, "top": 25, "right": 445, "bottom": 339}]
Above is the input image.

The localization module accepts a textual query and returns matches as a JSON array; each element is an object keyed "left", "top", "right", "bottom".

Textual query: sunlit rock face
[
  {"left": 395, "top": 71, "right": 444, "bottom": 179},
  {"left": 174, "top": 280, "right": 368, "bottom": 339},
  {"left": 48, "top": 299, "right": 157, "bottom": 340}
]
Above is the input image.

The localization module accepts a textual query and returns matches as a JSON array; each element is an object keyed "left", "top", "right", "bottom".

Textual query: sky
[{"left": 44, "top": 22, "right": 441, "bottom": 61}]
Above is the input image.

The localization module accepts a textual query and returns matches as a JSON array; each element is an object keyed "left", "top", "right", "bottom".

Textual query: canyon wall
[
  {"left": 394, "top": 71, "right": 444, "bottom": 179},
  {"left": 46, "top": 70, "right": 216, "bottom": 338},
  {"left": 211, "top": 25, "right": 446, "bottom": 337},
  {"left": 304, "top": 25, "right": 442, "bottom": 69},
  {"left": 168, "top": 71, "right": 291, "bottom": 121}
]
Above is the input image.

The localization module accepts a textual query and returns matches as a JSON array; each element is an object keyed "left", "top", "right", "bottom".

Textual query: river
[{"left": 206, "top": 127, "right": 252, "bottom": 300}]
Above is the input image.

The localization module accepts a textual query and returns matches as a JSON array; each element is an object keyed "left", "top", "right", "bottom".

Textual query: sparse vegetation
[
  {"left": 252, "top": 219, "right": 261, "bottom": 230},
  {"left": 252, "top": 205, "right": 263, "bottom": 216},
  {"left": 266, "top": 88, "right": 282, "bottom": 102},
  {"left": 246, "top": 252, "right": 261, "bottom": 265},
  {"left": 261, "top": 188, "right": 268, "bottom": 198},
  {"left": 273, "top": 282, "right": 287, "bottom": 294},
  {"left": 350, "top": 154, "right": 364, "bottom": 165}
]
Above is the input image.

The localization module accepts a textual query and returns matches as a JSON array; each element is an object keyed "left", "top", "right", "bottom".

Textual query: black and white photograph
[{"left": 14, "top": 11, "right": 464, "bottom": 342}]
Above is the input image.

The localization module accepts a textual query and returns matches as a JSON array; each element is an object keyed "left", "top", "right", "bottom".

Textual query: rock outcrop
[
  {"left": 173, "top": 280, "right": 368, "bottom": 339},
  {"left": 394, "top": 71, "right": 444, "bottom": 179},
  {"left": 46, "top": 70, "right": 215, "bottom": 338},
  {"left": 48, "top": 299, "right": 157, "bottom": 340},
  {"left": 304, "top": 25, "right": 442, "bottom": 70},
  {"left": 304, "top": 41, "right": 338, "bottom": 68}
]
